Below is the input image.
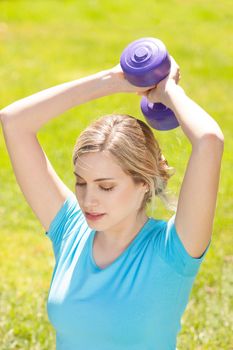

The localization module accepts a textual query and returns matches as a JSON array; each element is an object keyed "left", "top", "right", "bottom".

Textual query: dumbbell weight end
[{"left": 141, "top": 97, "right": 179, "bottom": 131}]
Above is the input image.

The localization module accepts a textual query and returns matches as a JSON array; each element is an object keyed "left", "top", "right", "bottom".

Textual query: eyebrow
[{"left": 73, "top": 171, "right": 115, "bottom": 182}]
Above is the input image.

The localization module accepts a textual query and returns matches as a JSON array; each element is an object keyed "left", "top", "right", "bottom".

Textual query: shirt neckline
[{"left": 89, "top": 217, "right": 153, "bottom": 271}]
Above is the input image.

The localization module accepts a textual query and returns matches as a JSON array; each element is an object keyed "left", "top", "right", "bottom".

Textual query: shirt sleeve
[
  {"left": 157, "top": 214, "right": 211, "bottom": 277},
  {"left": 45, "top": 192, "right": 85, "bottom": 247}
]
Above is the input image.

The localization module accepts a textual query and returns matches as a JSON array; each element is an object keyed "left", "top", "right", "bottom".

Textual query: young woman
[{"left": 0, "top": 56, "right": 224, "bottom": 350}]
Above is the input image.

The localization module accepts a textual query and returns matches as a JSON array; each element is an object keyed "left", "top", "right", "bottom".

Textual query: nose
[{"left": 82, "top": 188, "right": 99, "bottom": 208}]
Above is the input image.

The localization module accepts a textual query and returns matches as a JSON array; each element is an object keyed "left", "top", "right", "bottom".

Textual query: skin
[
  {"left": 73, "top": 59, "right": 180, "bottom": 258},
  {"left": 74, "top": 150, "right": 149, "bottom": 251},
  {"left": 1, "top": 53, "right": 223, "bottom": 261}
]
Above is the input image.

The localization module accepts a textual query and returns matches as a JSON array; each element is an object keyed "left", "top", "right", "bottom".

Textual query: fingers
[
  {"left": 170, "top": 55, "right": 179, "bottom": 67},
  {"left": 146, "top": 88, "right": 157, "bottom": 103},
  {"left": 169, "top": 55, "right": 181, "bottom": 84},
  {"left": 136, "top": 91, "right": 148, "bottom": 96},
  {"left": 135, "top": 84, "right": 156, "bottom": 96},
  {"left": 175, "top": 69, "right": 181, "bottom": 84}
]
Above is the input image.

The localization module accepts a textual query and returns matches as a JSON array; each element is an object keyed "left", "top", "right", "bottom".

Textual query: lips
[
  {"left": 86, "top": 212, "right": 104, "bottom": 216},
  {"left": 85, "top": 212, "right": 106, "bottom": 221}
]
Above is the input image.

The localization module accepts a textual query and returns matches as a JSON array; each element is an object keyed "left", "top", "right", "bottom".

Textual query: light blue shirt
[{"left": 45, "top": 192, "right": 210, "bottom": 350}]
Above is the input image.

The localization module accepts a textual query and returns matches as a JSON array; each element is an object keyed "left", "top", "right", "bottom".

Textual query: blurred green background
[{"left": 0, "top": 0, "right": 232, "bottom": 349}]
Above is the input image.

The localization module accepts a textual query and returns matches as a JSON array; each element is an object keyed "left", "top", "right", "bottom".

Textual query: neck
[{"left": 96, "top": 211, "right": 149, "bottom": 250}]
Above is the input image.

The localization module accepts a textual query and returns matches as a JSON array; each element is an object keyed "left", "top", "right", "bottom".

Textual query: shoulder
[{"left": 151, "top": 214, "right": 211, "bottom": 277}]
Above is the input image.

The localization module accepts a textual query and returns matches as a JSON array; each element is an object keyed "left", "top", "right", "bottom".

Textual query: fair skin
[
  {"left": 0, "top": 55, "right": 224, "bottom": 263},
  {"left": 74, "top": 151, "right": 149, "bottom": 254}
]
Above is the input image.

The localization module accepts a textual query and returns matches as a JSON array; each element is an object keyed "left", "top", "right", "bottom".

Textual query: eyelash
[{"left": 75, "top": 183, "right": 114, "bottom": 192}]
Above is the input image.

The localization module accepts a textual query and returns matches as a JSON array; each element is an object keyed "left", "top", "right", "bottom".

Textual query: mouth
[{"left": 85, "top": 212, "right": 106, "bottom": 221}]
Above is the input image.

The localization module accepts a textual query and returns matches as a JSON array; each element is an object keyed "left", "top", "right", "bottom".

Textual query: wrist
[
  {"left": 95, "top": 69, "right": 121, "bottom": 95},
  {"left": 162, "top": 81, "right": 186, "bottom": 108}
]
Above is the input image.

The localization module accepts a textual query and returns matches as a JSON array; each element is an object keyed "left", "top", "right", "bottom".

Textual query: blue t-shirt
[{"left": 45, "top": 192, "right": 210, "bottom": 350}]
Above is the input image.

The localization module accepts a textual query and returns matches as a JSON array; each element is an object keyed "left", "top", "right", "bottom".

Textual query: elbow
[
  {"left": 198, "top": 132, "right": 224, "bottom": 154},
  {"left": 0, "top": 110, "right": 8, "bottom": 126},
  {"left": 201, "top": 131, "right": 224, "bottom": 144},
  {"left": 211, "top": 120, "right": 224, "bottom": 142},
  {"left": 0, "top": 109, "right": 18, "bottom": 129},
  {"left": 211, "top": 128, "right": 224, "bottom": 145},
  {"left": 198, "top": 118, "right": 224, "bottom": 146}
]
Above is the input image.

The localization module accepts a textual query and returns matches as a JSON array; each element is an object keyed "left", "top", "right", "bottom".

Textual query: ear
[{"left": 141, "top": 182, "right": 149, "bottom": 193}]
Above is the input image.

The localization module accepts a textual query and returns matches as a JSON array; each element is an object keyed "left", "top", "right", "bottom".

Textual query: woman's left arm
[
  {"left": 146, "top": 77, "right": 224, "bottom": 258},
  {"left": 175, "top": 135, "right": 223, "bottom": 258}
]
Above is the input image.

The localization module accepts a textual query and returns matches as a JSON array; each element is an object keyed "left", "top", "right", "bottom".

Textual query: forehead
[{"left": 74, "top": 151, "right": 125, "bottom": 178}]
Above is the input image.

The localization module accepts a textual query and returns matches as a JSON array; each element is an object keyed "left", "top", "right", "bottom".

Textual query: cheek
[{"left": 110, "top": 187, "right": 139, "bottom": 211}]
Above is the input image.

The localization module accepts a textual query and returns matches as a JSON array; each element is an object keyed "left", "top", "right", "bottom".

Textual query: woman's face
[{"left": 74, "top": 151, "right": 148, "bottom": 232}]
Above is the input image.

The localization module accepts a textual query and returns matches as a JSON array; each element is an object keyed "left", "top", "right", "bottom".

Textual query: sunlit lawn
[{"left": 0, "top": 1, "right": 232, "bottom": 349}]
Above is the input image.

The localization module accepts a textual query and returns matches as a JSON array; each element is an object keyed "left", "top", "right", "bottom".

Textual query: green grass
[{"left": 0, "top": 0, "right": 233, "bottom": 349}]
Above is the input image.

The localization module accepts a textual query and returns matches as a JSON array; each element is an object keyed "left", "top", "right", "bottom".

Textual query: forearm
[
  {"left": 0, "top": 69, "right": 118, "bottom": 133},
  {"left": 163, "top": 82, "right": 224, "bottom": 147}
]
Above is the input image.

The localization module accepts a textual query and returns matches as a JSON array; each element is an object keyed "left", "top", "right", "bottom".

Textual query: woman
[{"left": 0, "top": 56, "right": 224, "bottom": 350}]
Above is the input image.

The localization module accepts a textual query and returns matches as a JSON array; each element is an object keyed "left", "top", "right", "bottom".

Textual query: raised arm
[
  {"left": 0, "top": 68, "right": 154, "bottom": 232},
  {"left": 145, "top": 58, "right": 224, "bottom": 258},
  {"left": 0, "top": 70, "right": 119, "bottom": 132},
  {"left": 0, "top": 71, "right": 115, "bottom": 231}
]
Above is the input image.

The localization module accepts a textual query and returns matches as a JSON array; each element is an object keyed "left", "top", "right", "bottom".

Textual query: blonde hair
[{"left": 72, "top": 114, "right": 177, "bottom": 214}]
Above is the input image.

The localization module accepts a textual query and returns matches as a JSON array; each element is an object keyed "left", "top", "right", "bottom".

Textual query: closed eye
[{"left": 75, "top": 183, "right": 114, "bottom": 192}]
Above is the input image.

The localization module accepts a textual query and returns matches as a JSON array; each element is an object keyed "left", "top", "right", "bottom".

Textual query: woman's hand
[
  {"left": 109, "top": 56, "right": 181, "bottom": 101},
  {"left": 109, "top": 64, "right": 156, "bottom": 94},
  {"left": 137, "top": 56, "right": 182, "bottom": 104}
]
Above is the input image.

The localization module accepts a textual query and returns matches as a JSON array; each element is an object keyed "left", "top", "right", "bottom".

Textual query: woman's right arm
[
  {"left": 0, "top": 69, "right": 120, "bottom": 132},
  {"left": 0, "top": 69, "right": 124, "bottom": 231},
  {"left": 0, "top": 65, "right": 154, "bottom": 231}
]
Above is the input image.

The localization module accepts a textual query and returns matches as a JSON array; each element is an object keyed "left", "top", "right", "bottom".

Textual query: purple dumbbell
[{"left": 120, "top": 37, "right": 179, "bottom": 131}]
